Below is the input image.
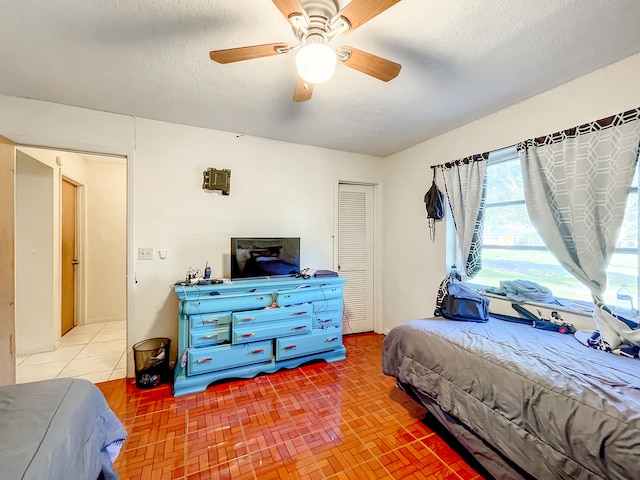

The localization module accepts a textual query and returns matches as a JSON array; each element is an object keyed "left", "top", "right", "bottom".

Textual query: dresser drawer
[
  {"left": 233, "top": 318, "right": 312, "bottom": 344},
  {"left": 276, "top": 285, "right": 342, "bottom": 306},
  {"left": 232, "top": 305, "right": 311, "bottom": 326},
  {"left": 313, "top": 298, "right": 342, "bottom": 314},
  {"left": 313, "top": 310, "right": 342, "bottom": 329},
  {"left": 183, "top": 292, "right": 273, "bottom": 315},
  {"left": 189, "top": 324, "right": 231, "bottom": 347},
  {"left": 275, "top": 329, "right": 342, "bottom": 361},
  {"left": 187, "top": 340, "right": 272, "bottom": 375},
  {"left": 188, "top": 312, "right": 232, "bottom": 329}
]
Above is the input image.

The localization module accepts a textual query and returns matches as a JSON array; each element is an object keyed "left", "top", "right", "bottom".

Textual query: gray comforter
[
  {"left": 382, "top": 318, "right": 640, "bottom": 480},
  {"left": 0, "top": 378, "right": 127, "bottom": 480}
]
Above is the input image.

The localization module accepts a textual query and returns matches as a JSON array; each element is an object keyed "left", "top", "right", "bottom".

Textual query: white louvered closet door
[{"left": 338, "top": 183, "right": 374, "bottom": 333}]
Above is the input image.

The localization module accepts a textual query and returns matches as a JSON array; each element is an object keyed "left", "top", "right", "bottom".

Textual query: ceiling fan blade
[
  {"left": 272, "top": 0, "right": 305, "bottom": 21},
  {"left": 337, "top": 0, "right": 401, "bottom": 32},
  {"left": 210, "top": 43, "right": 288, "bottom": 64},
  {"left": 293, "top": 77, "right": 313, "bottom": 102},
  {"left": 339, "top": 46, "right": 401, "bottom": 81}
]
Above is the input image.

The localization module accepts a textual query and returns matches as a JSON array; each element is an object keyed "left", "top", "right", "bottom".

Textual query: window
[{"left": 468, "top": 147, "right": 639, "bottom": 310}]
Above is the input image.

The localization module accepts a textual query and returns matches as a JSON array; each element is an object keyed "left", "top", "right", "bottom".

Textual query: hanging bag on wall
[{"left": 424, "top": 168, "right": 445, "bottom": 242}]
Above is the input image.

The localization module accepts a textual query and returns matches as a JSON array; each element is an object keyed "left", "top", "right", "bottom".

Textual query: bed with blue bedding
[
  {"left": 0, "top": 377, "right": 127, "bottom": 480},
  {"left": 382, "top": 318, "right": 640, "bottom": 480},
  {"left": 242, "top": 254, "right": 299, "bottom": 277}
]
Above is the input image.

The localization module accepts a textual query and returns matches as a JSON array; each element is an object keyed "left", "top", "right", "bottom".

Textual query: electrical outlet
[{"left": 138, "top": 247, "right": 153, "bottom": 260}]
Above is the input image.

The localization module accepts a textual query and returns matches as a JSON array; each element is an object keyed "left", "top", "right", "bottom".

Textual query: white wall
[
  {"left": 131, "top": 118, "right": 383, "bottom": 366},
  {"left": 86, "top": 159, "right": 126, "bottom": 323},
  {"left": 382, "top": 52, "right": 640, "bottom": 332},
  {"left": 15, "top": 151, "right": 55, "bottom": 354},
  {"left": 0, "top": 99, "right": 383, "bottom": 375}
]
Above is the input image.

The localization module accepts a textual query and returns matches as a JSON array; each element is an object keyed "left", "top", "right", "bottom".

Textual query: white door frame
[{"left": 334, "top": 178, "right": 383, "bottom": 334}]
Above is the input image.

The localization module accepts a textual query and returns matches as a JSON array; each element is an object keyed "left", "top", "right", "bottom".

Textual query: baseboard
[{"left": 85, "top": 317, "right": 126, "bottom": 324}]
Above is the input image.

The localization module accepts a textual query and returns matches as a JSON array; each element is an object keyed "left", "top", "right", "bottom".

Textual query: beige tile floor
[{"left": 16, "top": 321, "right": 127, "bottom": 384}]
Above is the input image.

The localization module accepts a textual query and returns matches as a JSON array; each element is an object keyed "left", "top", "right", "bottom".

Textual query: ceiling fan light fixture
[{"left": 295, "top": 42, "right": 336, "bottom": 84}]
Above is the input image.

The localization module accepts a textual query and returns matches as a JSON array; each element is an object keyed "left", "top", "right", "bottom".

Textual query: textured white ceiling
[{"left": 1, "top": 0, "right": 640, "bottom": 157}]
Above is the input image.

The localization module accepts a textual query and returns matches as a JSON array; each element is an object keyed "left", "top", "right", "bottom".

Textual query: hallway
[{"left": 16, "top": 321, "right": 126, "bottom": 384}]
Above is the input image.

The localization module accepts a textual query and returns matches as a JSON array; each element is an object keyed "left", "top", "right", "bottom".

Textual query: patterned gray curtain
[
  {"left": 441, "top": 154, "right": 488, "bottom": 278},
  {"left": 517, "top": 107, "right": 640, "bottom": 352}
]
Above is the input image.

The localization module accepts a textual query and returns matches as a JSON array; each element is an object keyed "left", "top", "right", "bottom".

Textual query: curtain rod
[
  {"left": 429, "top": 106, "right": 640, "bottom": 171},
  {"left": 429, "top": 142, "right": 518, "bottom": 170},
  {"left": 429, "top": 152, "right": 491, "bottom": 170}
]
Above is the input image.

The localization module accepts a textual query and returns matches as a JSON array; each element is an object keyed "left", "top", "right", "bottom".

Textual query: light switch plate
[{"left": 138, "top": 247, "right": 153, "bottom": 260}]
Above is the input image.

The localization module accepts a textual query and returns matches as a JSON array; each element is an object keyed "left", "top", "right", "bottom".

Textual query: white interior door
[{"left": 338, "top": 183, "right": 374, "bottom": 333}]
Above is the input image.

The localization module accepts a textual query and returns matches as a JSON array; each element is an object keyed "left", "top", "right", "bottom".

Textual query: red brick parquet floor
[{"left": 97, "top": 333, "right": 486, "bottom": 480}]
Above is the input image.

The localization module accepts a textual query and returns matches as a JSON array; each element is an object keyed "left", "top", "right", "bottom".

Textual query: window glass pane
[
  {"left": 483, "top": 204, "right": 544, "bottom": 247},
  {"left": 616, "top": 192, "right": 637, "bottom": 249},
  {"left": 472, "top": 249, "right": 593, "bottom": 302},
  {"left": 607, "top": 252, "right": 638, "bottom": 306},
  {"left": 485, "top": 158, "right": 524, "bottom": 204}
]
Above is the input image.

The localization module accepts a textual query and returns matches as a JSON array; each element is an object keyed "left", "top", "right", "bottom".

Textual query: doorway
[
  {"left": 14, "top": 147, "right": 127, "bottom": 384},
  {"left": 338, "top": 183, "right": 375, "bottom": 333}
]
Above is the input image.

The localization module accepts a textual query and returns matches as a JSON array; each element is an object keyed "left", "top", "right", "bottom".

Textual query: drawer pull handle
[
  {"left": 251, "top": 349, "right": 264, "bottom": 354},
  {"left": 203, "top": 334, "right": 219, "bottom": 339},
  {"left": 197, "top": 357, "right": 213, "bottom": 363},
  {"left": 242, "top": 333, "right": 256, "bottom": 337},
  {"left": 293, "top": 325, "right": 307, "bottom": 330},
  {"left": 284, "top": 345, "right": 297, "bottom": 350},
  {"left": 257, "top": 296, "right": 264, "bottom": 300},
  {"left": 325, "top": 337, "right": 339, "bottom": 342},
  {"left": 294, "top": 311, "right": 308, "bottom": 316},
  {"left": 203, "top": 319, "right": 219, "bottom": 324},
  {"left": 320, "top": 319, "right": 332, "bottom": 323},
  {"left": 242, "top": 317, "right": 256, "bottom": 322}
]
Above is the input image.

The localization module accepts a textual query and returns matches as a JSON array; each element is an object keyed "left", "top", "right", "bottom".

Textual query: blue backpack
[{"left": 439, "top": 282, "right": 489, "bottom": 323}]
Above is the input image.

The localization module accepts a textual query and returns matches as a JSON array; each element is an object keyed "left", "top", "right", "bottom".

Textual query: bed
[
  {"left": 244, "top": 254, "right": 298, "bottom": 276},
  {"left": 0, "top": 377, "right": 127, "bottom": 480},
  {"left": 382, "top": 318, "right": 640, "bottom": 480}
]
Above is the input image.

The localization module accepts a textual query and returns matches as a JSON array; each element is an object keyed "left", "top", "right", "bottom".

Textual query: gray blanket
[
  {"left": 0, "top": 378, "right": 127, "bottom": 480},
  {"left": 382, "top": 319, "right": 640, "bottom": 480}
]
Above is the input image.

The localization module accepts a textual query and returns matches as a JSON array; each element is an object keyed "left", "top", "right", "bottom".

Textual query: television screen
[{"left": 231, "top": 237, "right": 300, "bottom": 279}]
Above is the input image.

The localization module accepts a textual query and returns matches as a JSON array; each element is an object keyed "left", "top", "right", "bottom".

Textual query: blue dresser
[{"left": 172, "top": 276, "right": 346, "bottom": 397}]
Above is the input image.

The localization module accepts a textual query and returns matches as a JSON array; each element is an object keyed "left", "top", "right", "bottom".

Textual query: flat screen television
[{"left": 231, "top": 237, "right": 300, "bottom": 279}]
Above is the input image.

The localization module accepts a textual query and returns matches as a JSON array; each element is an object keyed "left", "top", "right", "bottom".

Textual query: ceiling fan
[{"left": 209, "top": 0, "right": 402, "bottom": 102}]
